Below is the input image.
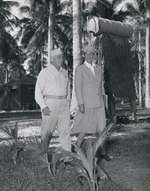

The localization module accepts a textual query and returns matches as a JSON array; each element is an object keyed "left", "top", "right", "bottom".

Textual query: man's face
[
  {"left": 53, "top": 54, "right": 63, "bottom": 67},
  {"left": 84, "top": 52, "right": 94, "bottom": 64}
]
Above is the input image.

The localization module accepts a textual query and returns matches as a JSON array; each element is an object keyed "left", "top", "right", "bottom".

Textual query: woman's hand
[{"left": 79, "top": 104, "right": 85, "bottom": 114}]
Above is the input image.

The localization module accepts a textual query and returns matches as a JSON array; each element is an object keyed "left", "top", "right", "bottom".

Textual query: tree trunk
[
  {"left": 70, "top": 0, "right": 82, "bottom": 112},
  {"left": 48, "top": 0, "right": 54, "bottom": 65},
  {"left": 4, "top": 67, "right": 8, "bottom": 84},
  {"left": 40, "top": 46, "right": 44, "bottom": 70},
  {"left": 138, "top": 30, "right": 142, "bottom": 108},
  {"left": 145, "top": 1, "right": 150, "bottom": 108}
]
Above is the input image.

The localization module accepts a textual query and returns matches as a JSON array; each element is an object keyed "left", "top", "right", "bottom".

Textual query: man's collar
[{"left": 50, "top": 64, "right": 63, "bottom": 71}]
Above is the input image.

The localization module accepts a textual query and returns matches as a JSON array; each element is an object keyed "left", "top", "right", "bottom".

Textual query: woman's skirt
[{"left": 72, "top": 107, "right": 106, "bottom": 134}]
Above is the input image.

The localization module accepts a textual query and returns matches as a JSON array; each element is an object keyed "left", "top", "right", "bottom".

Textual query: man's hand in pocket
[{"left": 42, "top": 107, "right": 51, "bottom": 116}]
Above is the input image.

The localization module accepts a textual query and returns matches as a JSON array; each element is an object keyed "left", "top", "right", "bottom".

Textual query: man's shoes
[{"left": 101, "top": 154, "right": 113, "bottom": 161}]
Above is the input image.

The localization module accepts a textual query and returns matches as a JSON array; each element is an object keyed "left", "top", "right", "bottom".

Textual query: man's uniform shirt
[{"left": 35, "top": 64, "right": 70, "bottom": 110}]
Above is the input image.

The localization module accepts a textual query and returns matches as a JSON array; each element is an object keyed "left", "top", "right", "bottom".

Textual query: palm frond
[
  {"left": 86, "top": 139, "right": 94, "bottom": 171},
  {"left": 19, "top": 5, "right": 30, "bottom": 13},
  {"left": 113, "top": 0, "right": 139, "bottom": 14},
  {"left": 95, "top": 163, "right": 111, "bottom": 181},
  {"left": 73, "top": 143, "right": 94, "bottom": 183},
  {"left": 0, "top": 1, "right": 19, "bottom": 9},
  {"left": 11, "top": 121, "right": 18, "bottom": 140},
  {"left": 75, "top": 164, "right": 93, "bottom": 191},
  {"left": 1, "top": 125, "right": 12, "bottom": 137},
  {"left": 93, "top": 123, "right": 114, "bottom": 156}
]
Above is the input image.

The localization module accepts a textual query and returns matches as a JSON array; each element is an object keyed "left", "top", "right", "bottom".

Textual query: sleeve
[
  {"left": 35, "top": 70, "right": 47, "bottom": 110},
  {"left": 67, "top": 72, "right": 71, "bottom": 101},
  {"left": 75, "top": 66, "right": 84, "bottom": 105}
]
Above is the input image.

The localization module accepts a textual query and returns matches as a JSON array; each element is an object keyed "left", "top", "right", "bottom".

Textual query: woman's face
[{"left": 84, "top": 52, "right": 94, "bottom": 64}]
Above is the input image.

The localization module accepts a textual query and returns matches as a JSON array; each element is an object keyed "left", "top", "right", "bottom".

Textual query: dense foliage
[
  {"left": 0, "top": 0, "right": 147, "bottom": 105},
  {"left": 18, "top": 0, "right": 72, "bottom": 76},
  {"left": 0, "top": 0, "right": 24, "bottom": 84},
  {"left": 102, "top": 33, "right": 138, "bottom": 99}
]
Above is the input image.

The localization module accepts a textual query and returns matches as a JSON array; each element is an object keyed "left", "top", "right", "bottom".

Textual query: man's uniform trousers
[{"left": 41, "top": 97, "right": 71, "bottom": 151}]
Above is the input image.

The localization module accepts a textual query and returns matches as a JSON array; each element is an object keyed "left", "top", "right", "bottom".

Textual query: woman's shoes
[{"left": 101, "top": 154, "right": 113, "bottom": 161}]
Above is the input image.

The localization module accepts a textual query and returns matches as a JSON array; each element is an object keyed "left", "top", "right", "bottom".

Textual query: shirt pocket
[
  {"left": 61, "top": 74, "right": 69, "bottom": 87},
  {"left": 45, "top": 75, "right": 56, "bottom": 89}
]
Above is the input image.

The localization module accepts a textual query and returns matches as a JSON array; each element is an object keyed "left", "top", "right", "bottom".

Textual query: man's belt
[{"left": 45, "top": 95, "right": 67, "bottom": 99}]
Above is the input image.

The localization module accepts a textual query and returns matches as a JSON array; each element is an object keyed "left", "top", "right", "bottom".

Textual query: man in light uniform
[
  {"left": 72, "top": 45, "right": 111, "bottom": 161},
  {"left": 35, "top": 48, "right": 71, "bottom": 153}
]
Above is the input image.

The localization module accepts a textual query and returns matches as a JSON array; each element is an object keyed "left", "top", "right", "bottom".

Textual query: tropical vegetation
[
  {"left": 18, "top": 0, "right": 72, "bottom": 76},
  {"left": 0, "top": 0, "right": 149, "bottom": 109},
  {"left": 0, "top": 1, "right": 149, "bottom": 191},
  {"left": 0, "top": 0, "right": 24, "bottom": 84}
]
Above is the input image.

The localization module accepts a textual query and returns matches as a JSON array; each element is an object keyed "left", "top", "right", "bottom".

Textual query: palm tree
[
  {"left": 70, "top": 0, "right": 82, "bottom": 112},
  {"left": 0, "top": 0, "right": 23, "bottom": 84},
  {"left": 18, "top": 0, "right": 72, "bottom": 76},
  {"left": 145, "top": 0, "right": 150, "bottom": 108},
  {"left": 48, "top": 0, "right": 54, "bottom": 65}
]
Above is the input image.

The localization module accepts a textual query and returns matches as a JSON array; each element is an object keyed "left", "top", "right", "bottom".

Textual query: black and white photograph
[{"left": 0, "top": 0, "right": 150, "bottom": 190}]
